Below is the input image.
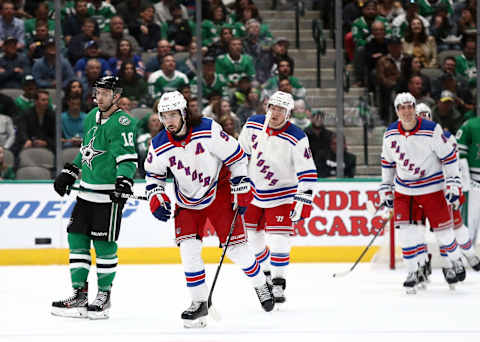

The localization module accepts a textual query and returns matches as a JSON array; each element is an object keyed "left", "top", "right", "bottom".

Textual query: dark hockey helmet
[{"left": 93, "top": 76, "right": 122, "bottom": 96}]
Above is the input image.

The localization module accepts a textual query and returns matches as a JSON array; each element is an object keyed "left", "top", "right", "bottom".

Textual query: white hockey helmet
[
  {"left": 394, "top": 92, "right": 416, "bottom": 113},
  {"left": 157, "top": 91, "right": 187, "bottom": 123},
  {"left": 415, "top": 103, "right": 432, "bottom": 120},
  {"left": 267, "top": 91, "right": 295, "bottom": 118}
]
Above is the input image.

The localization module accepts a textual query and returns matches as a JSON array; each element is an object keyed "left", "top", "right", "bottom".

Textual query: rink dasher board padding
[{"left": 1, "top": 179, "right": 390, "bottom": 265}]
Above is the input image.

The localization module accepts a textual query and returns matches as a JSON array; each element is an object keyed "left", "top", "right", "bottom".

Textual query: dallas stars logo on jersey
[{"left": 81, "top": 136, "right": 106, "bottom": 170}]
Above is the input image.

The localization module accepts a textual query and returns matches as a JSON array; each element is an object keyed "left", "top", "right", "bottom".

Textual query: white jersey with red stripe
[
  {"left": 238, "top": 114, "right": 317, "bottom": 208},
  {"left": 144, "top": 117, "right": 247, "bottom": 210},
  {"left": 381, "top": 117, "right": 460, "bottom": 196}
]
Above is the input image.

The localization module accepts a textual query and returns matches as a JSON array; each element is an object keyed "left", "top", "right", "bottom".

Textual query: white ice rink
[{"left": 2, "top": 263, "right": 480, "bottom": 342}]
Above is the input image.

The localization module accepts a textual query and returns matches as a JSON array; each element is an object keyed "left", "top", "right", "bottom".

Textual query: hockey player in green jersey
[
  {"left": 457, "top": 117, "right": 480, "bottom": 244},
  {"left": 51, "top": 76, "right": 137, "bottom": 320}
]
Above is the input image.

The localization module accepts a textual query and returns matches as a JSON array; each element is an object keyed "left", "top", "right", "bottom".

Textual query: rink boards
[{"left": 0, "top": 179, "right": 386, "bottom": 265}]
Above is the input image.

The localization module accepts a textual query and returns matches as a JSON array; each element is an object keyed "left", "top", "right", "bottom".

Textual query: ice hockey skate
[
  {"left": 442, "top": 266, "right": 458, "bottom": 290},
  {"left": 403, "top": 271, "right": 418, "bottom": 294},
  {"left": 264, "top": 270, "right": 273, "bottom": 287},
  {"left": 424, "top": 253, "right": 432, "bottom": 282},
  {"left": 254, "top": 282, "right": 275, "bottom": 312},
  {"left": 272, "top": 278, "right": 286, "bottom": 306},
  {"left": 87, "top": 290, "right": 111, "bottom": 319},
  {"left": 464, "top": 254, "right": 480, "bottom": 271},
  {"left": 453, "top": 259, "right": 466, "bottom": 282},
  {"left": 181, "top": 301, "right": 208, "bottom": 328},
  {"left": 417, "top": 266, "right": 427, "bottom": 290},
  {"left": 51, "top": 283, "right": 88, "bottom": 318}
]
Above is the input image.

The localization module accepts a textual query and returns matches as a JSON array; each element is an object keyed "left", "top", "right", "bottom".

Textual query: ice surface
[{"left": 2, "top": 263, "right": 480, "bottom": 342}]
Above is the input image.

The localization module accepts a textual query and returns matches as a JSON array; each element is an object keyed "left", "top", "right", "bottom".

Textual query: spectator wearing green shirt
[
  {"left": 202, "top": 6, "right": 228, "bottom": 46},
  {"left": 262, "top": 59, "right": 305, "bottom": 100},
  {"left": 24, "top": 2, "right": 56, "bottom": 46},
  {"left": 215, "top": 38, "right": 255, "bottom": 88},
  {"left": 0, "top": 146, "right": 15, "bottom": 180},
  {"left": 190, "top": 56, "right": 228, "bottom": 106},
  {"left": 455, "top": 38, "right": 477, "bottom": 89}
]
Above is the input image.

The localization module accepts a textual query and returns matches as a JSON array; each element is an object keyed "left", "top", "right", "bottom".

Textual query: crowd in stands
[
  {"left": 343, "top": 0, "right": 477, "bottom": 128},
  {"left": 4, "top": 0, "right": 471, "bottom": 181}
]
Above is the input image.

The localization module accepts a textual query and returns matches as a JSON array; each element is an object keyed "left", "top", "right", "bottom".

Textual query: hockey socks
[
  {"left": 180, "top": 239, "right": 208, "bottom": 301},
  {"left": 68, "top": 233, "right": 91, "bottom": 288},
  {"left": 226, "top": 243, "right": 266, "bottom": 288},
  {"left": 455, "top": 224, "right": 475, "bottom": 256},
  {"left": 93, "top": 240, "right": 118, "bottom": 291},
  {"left": 248, "top": 230, "right": 271, "bottom": 274},
  {"left": 268, "top": 234, "right": 291, "bottom": 279}
]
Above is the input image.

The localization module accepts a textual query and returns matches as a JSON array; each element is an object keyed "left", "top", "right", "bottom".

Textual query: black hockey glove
[
  {"left": 54, "top": 163, "right": 80, "bottom": 196},
  {"left": 110, "top": 176, "right": 134, "bottom": 203}
]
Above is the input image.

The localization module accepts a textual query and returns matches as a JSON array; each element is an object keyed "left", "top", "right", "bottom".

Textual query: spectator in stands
[
  {"left": 231, "top": 76, "right": 252, "bottom": 112},
  {"left": 118, "top": 61, "right": 148, "bottom": 108},
  {"left": 116, "top": 0, "right": 152, "bottom": 33},
  {"left": 0, "top": 146, "right": 15, "bottom": 179},
  {"left": 98, "top": 16, "right": 140, "bottom": 59},
  {"left": 436, "top": 72, "right": 474, "bottom": 114},
  {"left": 179, "top": 84, "right": 192, "bottom": 101},
  {"left": 24, "top": 2, "right": 54, "bottom": 45},
  {"left": 145, "top": 40, "right": 171, "bottom": 79},
  {"left": 457, "top": 7, "right": 476, "bottom": 38},
  {"left": 305, "top": 110, "right": 333, "bottom": 173},
  {"left": 431, "top": 90, "right": 464, "bottom": 134},
  {"left": 430, "top": 4, "right": 460, "bottom": 52},
  {"left": 154, "top": 0, "right": 188, "bottom": 25},
  {"left": 377, "top": 0, "right": 405, "bottom": 22},
  {"left": 210, "top": 99, "right": 241, "bottom": 130},
  {"left": 0, "top": 36, "right": 31, "bottom": 88},
  {"left": 0, "top": 92, "right": 17, "bottom": 118},
  {"left": 0, "top": 0, "right": 25, "bottom": 50},
  {"left": 364, "top": 21, "right": 389, "bottom": 88},
  {"left": 317, "top": 135, "right": 356, "bottom": 178},
  {"left": 187, "top": 97, "right": 199, "bottom": 118},
  {"left": 233, "top": 4, "right": 271, "bottom": 40},
  {"left": 190, "top": 56, "right": 228, "bottom": 106},
  {"left": 398, "top": 55, "right": 431, "bottom": 96},
  {"left": 67, "top": 18, "right": 98, "bottom": 64},
  {"left": 162, "top": 3, "right": 195, "bottom": 53},
  {"left": 262, "top": 59, "right": 306, "bottom": 100},
  {"left": 215, "top": 38, "right": 255, "bottom": 88},
  {"left": 147, "top": 54, "right": 189, "bottom": 101},
  {"left": 236, "top": 87, "right": 261, "bottom": 125},
  {"left": 89, "top": 0, "right": 116, "bottom": 33},
  {"left": 351, "top": 0, "right": 389, "bottom": 86},
  {"left": 131, "top": 4, "right": 164, "bottom": 52},
  {"left": 402, "top": 17, "right": 437, "bottom": 67},
  {"left": 108, "top": 39, "right": 144, "bottom": 77},
  {"left": 117, "top": 97, "right": 134, "bottom": 114},
  {"left": 26, "top": 20, "right": 52, "bottom": 61},
  {"left": 137, "top": 112, "right": 162, "bottom": 166},
  {"left": 229, "top": 0, "right": 253, "bottom": 23},
  {"left": 63, "top": 79, "right": 85, "bottom": 110},
  {"left": 62, "top": 0, "right": 99, "bottom": 45},
  {"left": 80, "top": 59, "right": 102, "bottom": 111},
  {"left": 417, "top": 0, "right": 452, "bottom": 19},
  {"left": 343, "top": 0, "right": 363, "bottom": 33},
  {"left": 202, "top": 6, "right": 228, "bottom": 46},
  {"left": 32, "top": 39, "right": 75, "bottom": 89},
  {"left": 14, "top": 74, "right": 37, "bottom": 115},
  {"left": 454, "top": 0, "right": 476, "bottom": 23},
  {"left": 290, "top": 99, "right": 311, "bottom": 130},
  {"left": 455, "top": 38, "right": 477, "bottom": 88},
  {"left": 243, "top": 19, "right": 271, "bottom": 63},
  {"left": 206, "top": 25, "right": 233, "bottom": 58},
  {"left": 219, "top": 115, "right": 239, "bottom": 139},
  {"left": 176, "top": 41, "right": 198, "bottom": 80},
  {"left": 61, "top": 95, "right": 86, "bottom": 148},
  {"left": 432, "top": 57, "right": 468, "bottom": 99},
  {"left": 15, "top": 90, "right": 55, "bottom": 152},
  {"left": 392, "top": 0, "right": 430, "bottom": 38},
  {"left": 74, "top": 40, "right": 112, "bottom": 78},
  {"left": 408, "top": 74, "right": 435, "bottom": 107},
  {"left": 256, "top": 36, "right": 294, "bottom": 84},
  {"left": 376, "top": 37, "right": 403, "bottom": 123},
  {"left": 0, "top": 113, "right": 15, "bottom": 150}
]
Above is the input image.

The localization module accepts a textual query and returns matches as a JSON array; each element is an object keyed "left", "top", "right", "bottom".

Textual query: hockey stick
[
  {"left": 207, "top": 208, "right": 240, "bottom": 321},
  {"left": 332, "top": 210, "right": 393, "bottom": 278},
  {"left": 67, "top": 185, "right": 148, "bottom": 201}
]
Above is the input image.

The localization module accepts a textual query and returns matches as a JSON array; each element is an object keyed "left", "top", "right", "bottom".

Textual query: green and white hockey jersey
[
  {"left": 147, "top": 70, "right": 189, "bottom": 101},
  {"left": 455, "top": 54, "right": 477, "bottom": 88},
  {"left": 89, "top": 1, "right": 117, "bottom": 32},
  {"left": 417, "top": 0, "right": 452, "bottom": 18},
  {"left": 190, "top": 73, "right": 229, "bottom": 104},
  {"left": 262, "top": 75, "right": 306, "bottom": 99},
  {"left": 457, "top": 117, "right": 480, "bottom": 183},
  {"left": 72, "top": 108, "right": 138, "bottom": 203},
  {"left": 215, "top": 53, "right": 255, "bottom": 86},
  {"left": 351, "top": 15, "right": 390, "bottom": 47}
]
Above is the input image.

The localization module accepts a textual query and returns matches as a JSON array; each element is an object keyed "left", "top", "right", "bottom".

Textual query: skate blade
[
  {"left": 405, "top": 287, "right": 417, "bottom": 295},
  {"left": 274, "top": 301, "right": 286, "bottom": 311},
  {"left": 418, "top": 283, "right": 427, "bottom": 290},
  {"left": 183, "top": 316, "right": 207, "bottom": 328},
  {"left": 51, "top": 307, "right": 87, "bottom": 318},
  {"left": 448, "top": 284, "right": 456, "bottom": 291},
  {"left": 87, "top": 309, "right": 110, "bottom": 320}
]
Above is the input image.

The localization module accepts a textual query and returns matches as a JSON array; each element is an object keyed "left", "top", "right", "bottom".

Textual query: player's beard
[{"left": 168, "top": 119, "right": 187, "bottom": 136}]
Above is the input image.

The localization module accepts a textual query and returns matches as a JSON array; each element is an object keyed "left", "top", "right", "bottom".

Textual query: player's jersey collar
[
  {"left": 266, "top": 121, "right": 291, "bottom": 136},
  {"left": 167, "top": 126, "right": 194, "bottom": 148},
  {"left": 398, "top": 117, "right": 421, "bottom": 137}
]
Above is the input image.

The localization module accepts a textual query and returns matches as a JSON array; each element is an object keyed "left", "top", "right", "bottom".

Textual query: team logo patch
[
  {"left": 176, "top": 227, "right": 182, "bottom": 235},
  {"left": 118, "top": 115, "right": 131, "bottom": 126}
]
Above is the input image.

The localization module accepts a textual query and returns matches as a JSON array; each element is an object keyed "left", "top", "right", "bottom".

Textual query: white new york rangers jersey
[
  {"left": 381, "top": 118, "right": 460, "bottom": 196},
  {"left": 144, "top": 118, "right": 247, "bottom": 210},
  {"left": 238, "top": 115, "right": 317, "bottom": 208}
]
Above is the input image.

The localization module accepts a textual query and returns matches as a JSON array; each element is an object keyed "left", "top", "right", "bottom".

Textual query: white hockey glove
[
  {"left": 445, "top": 177, "right": 461, "bottom": 210},
  {"left": 289, "top": 190, "right": 313, "bottom": 222},
  {"left": 147, "top": 185, "right": 171, "bottom": 222},
  {"left": 378, "top": 183, "right": 394, "bottom": 209}
]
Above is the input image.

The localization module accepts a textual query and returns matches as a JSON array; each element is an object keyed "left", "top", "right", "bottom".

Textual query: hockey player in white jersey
[
  {"left": 238, "top": 91, "right": 317, "bottom": 304},
  {"left": 144, "top": 91, "right": 274, "bottom": 328},
  {"left": 416, "top": 104, "right": 480, "bottom": 276},
  {"left": 380, "top": 93, "right": 465, "bottom": 293}
]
